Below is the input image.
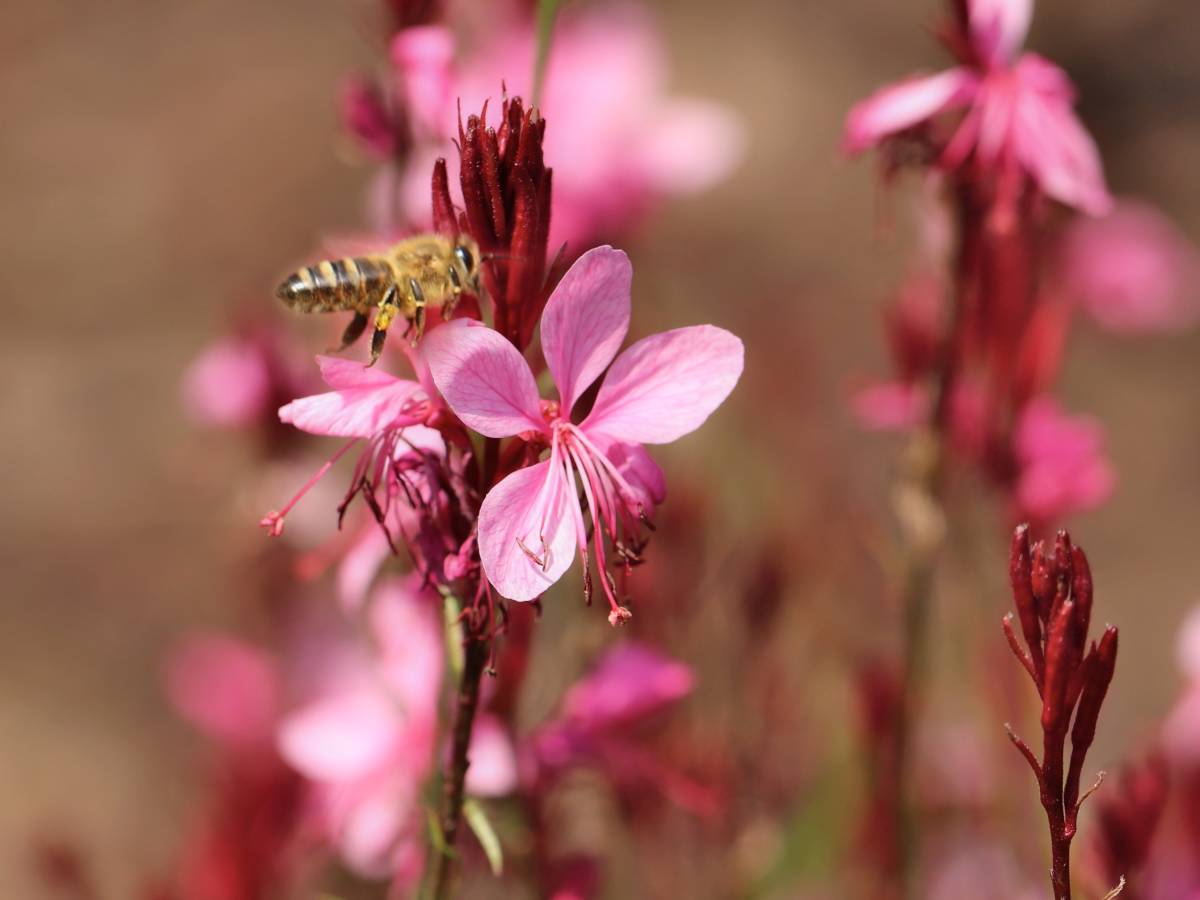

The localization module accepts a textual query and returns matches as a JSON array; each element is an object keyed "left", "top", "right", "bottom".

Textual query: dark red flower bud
[
  {"left": 447, "top": 97, "right": 553, "bottom": 350},
  {"left": 1009, "top": 524, "right": 1044, "bottom": 683},
  {"left": 1070, "top": 545, "right": 1093, "bottom": 643},
  {"left": 1031, "top": 539, "right": 1054, "bottom": 620},
  {"left": 1041, "top": 598, "right": 1078, "bottom": 734},
  {"left": 1073, "top": 628, "right": 1118, "bottom": 751}
]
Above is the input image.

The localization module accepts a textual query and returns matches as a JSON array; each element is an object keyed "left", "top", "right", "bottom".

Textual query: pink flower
[
  {"left": 558, "top": 642, "right": 694, "bottom": 732},
  {"left": 263, "top": 354, "right": 443, "bottom": 537},
  {"left": 423, "top": 246, "right": 743, "bottom": 619},
  {"left": 851, "top": 381, "right": 927, "bottom": 431},
  {"left": 524, "top": 642, "right": 714, "bottom": 815},
  {"left": 1180, "top": 606, "right": 1200, "bottom": 684},
  {"left": 341, "top": 75, "right": 404, "bottom": 161},
  {"left": 1012, "top": 395, "right": 1115, "bottom": 521},
  {"left": 394, "top": 7, "right": 743, "bottom": 249},
  {"left": 842, "top": 0, "right": 1111, "bottom": 215},
  {"left": 182, "top": 334, "right": 278, "bottom": 428},
  {"left": 1057, "top": 200, "right": 1200, "bottom": 333},
  {"left": 165, "top": 634, "right": 280, "bottom": 750},
  {"left": 276, "top": 579, "right": 514, "bottom": 885}
]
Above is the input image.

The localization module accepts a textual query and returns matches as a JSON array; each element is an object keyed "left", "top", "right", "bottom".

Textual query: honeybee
[{"left": 275, "top": 233, "right": 482, "bottom": 365}]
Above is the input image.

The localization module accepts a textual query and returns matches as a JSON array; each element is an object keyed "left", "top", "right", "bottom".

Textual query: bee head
[{"left": 453, "top": 237, "right": 482, "bottom": 292}]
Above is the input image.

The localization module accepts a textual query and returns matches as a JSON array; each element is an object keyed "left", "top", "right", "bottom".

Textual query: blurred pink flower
[
  {"left": 424, "top": 246, "right": 743, "bottom": 617},
  {"left": 522, "top": 641, "right": 714, "bottom": 817},
  {"left": 926, "top": 840, "right": 1039, "bottom": 900},
  {"left": 842, "top": 0, "right": 1110, "bottom": 215},
  {"left": 166, "top": 634, "right": 280, "bottom": 750},
  {"left": 1180, "top": 606, "right": 1200, "bottom": 682},
  {"left": 158, "top": 635, "right": 306, "bottom": 900},
  {"left": 528, "top": 642, "right": 691, "bottom": 767},
  {"left": 1012, "top": 395, "right": 1115, "bottom": 522},
  {"left": 182, "top": 334, "right": 275, "bottom": 428},
  {"left": 851, "top": 381, "right": 926, "bottom": 431},
  {"left": 391, "top": 25, "right": 455, "bottom": 140},
  {"left": 341, "top": 75, "right": 404, "bottom": 161},
  {"left": 276, "top": 579, "right": 515, "bottom": 885},
  {"left": 558, "top": 642, "right": 694, "bottom": 732},
  {"left": 393, "top": 6, "right": 743, "bottom": 248},
  {"left": 1057, "top": 200, "right": 1200, "bottom": 333}
]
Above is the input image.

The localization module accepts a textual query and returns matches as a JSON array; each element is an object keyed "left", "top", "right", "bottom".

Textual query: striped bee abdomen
[{"left": 275, "top": 256, "right": 392, "bottom": 314}]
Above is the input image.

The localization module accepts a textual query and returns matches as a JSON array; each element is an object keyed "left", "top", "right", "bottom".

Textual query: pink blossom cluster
[
  {"left": 156, "top": 592, "right": 699, "bottom": 897},
  {"left": 342, "top": 3, "right": 742, "bottom": 251},
  {"left": 844, "top": 0, "right": 1199, "bottom": 527}
]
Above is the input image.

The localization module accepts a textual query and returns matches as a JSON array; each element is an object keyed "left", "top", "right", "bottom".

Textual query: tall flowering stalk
[
  {"left": 842, "top": 0, "right": 1118, "bottom": 887},
  {"left": 257, "top": 81, "right": 742, "bottom": 894},
  {"left": 1003, "top": 524, "right": 1119, "bottom": 900}
]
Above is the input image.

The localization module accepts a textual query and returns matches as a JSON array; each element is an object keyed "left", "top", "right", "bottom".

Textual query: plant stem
[
  {"left": 427, "top": 632, "right": 490, "bottom": 900},
  {"left": 890, "top": 430, "right": 944, "bottom": 899}
]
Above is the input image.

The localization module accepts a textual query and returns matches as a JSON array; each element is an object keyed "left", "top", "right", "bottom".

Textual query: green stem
[
  {"left": 426, "top": 633, "right": 490, "bottom": 900},
  {"left": 531, "top": 0, "right": 563, "bottom": 107}
]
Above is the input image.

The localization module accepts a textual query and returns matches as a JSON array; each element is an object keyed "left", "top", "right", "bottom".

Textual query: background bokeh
[{"left": 3, "top": 0, "right": 1199, "bottom": 895}]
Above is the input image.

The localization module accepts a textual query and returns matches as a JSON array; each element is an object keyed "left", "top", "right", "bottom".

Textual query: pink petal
[
  {"left": 1057, "top": 200, "right": 1200, "bottom": 334},
  {"left": 340, "top": 75, "right": 398, "bottom": 160},
  {"left": 1164, "top": 684, "right": 1200, "bottom": 765},
  {"left": 390, "top": 25, "right": 455, "bottom": 139},
  {"left": 595, "top": 437, "right": 666, "bottom": 516},
  {"left": 583, "top": 325, "right": 743, "bottom": 445},
  {"left": 1179, "top": 606, "right": 1200, "bottom": 682},
  {"left": 423, "top": 320, "right": 546, "bottom": 438},
  {"left": 280, "top": 356, "right": 426, "bottom": 437},
  {"left": 559, "top": 642, "right": 693, "bottom": 731},
  {"left": 277, "top": 691, "right": 400, "bottom": 782},
  {"left": 1012, "top": 56, "right": 1112, "bottom": 216},
  {"left": 969, "top": 0, "right": 1032, "bottom": 67},
  {"left": 477, "top": 459, "right": 578, "bottom": 601},
  {"left": 541, "top": 246, "right": 632, "bottom": 414},
  {"left": 181, "top": 336, "right": 273, "bottom": 428},
  {"left": 851, "top": 381, "right": 928, "bottom": 431},
  {"left": 165, "top": 634, "right": 278, "bottom": 748},
  {"left": 464, "top": 715, "right": 519, "bottom": 797},
  {"left": 1013, "top": 396, "right": 1116, "bottom": 520},
  {"left": 842, "top": 68, "right": 978, "bottom": 155},
  {"left": 637, "top": 98, "right": 745, "bottom": 193},
  {"left": 336, "top": 526, "right": 393, "bottom": 614},
  {"left": 333, "top": 780, "right": 420, "bottom": 878},
  {"left": 370, "top": 578, "right": 444, "bottom": 719}
]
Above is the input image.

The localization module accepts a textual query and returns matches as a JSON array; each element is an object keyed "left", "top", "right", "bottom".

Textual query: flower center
[{"left": 544, "top": 422, "right": 648, "bottom": 626}]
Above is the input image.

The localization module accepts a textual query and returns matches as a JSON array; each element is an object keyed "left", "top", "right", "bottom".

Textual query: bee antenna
[{"left": 481, "top": 252, "right": 523, "bottom": 262}]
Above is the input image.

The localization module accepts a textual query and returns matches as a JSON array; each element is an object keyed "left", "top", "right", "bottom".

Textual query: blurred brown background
[{"left": 3, "top": 0, "right": 1200, "bottom": 896}]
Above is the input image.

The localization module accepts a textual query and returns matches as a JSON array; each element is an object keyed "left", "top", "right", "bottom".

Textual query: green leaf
[
  {"left": 440, "top": 588, "right": 465, "bottom": 680},
  {"left": 463, "top": 798, "right": 504, "bottom": 876},
  {"left": 425, "top": 808, "right": 458, "bottom": 860},
  {"left": 532, "top": 0, "right": 564, "bottom": 106}
]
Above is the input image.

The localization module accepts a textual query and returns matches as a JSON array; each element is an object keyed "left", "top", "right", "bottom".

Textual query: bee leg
[
  {"left": 408, "top": 277, "right": 427, "bottom": 345},
  {"left": 369, "top": 285, "right": 400, "bottom": 367},
  {"left": 330, "top": 310, "right": 369, "bottom": 353},
  {"left": 410, "top": 302, "right": 426, "bottom": 344}
]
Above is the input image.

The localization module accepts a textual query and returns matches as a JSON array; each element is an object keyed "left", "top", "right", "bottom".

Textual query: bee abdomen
[{"left": 275, "top": 257, "right": 390, "bottom": 313}]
